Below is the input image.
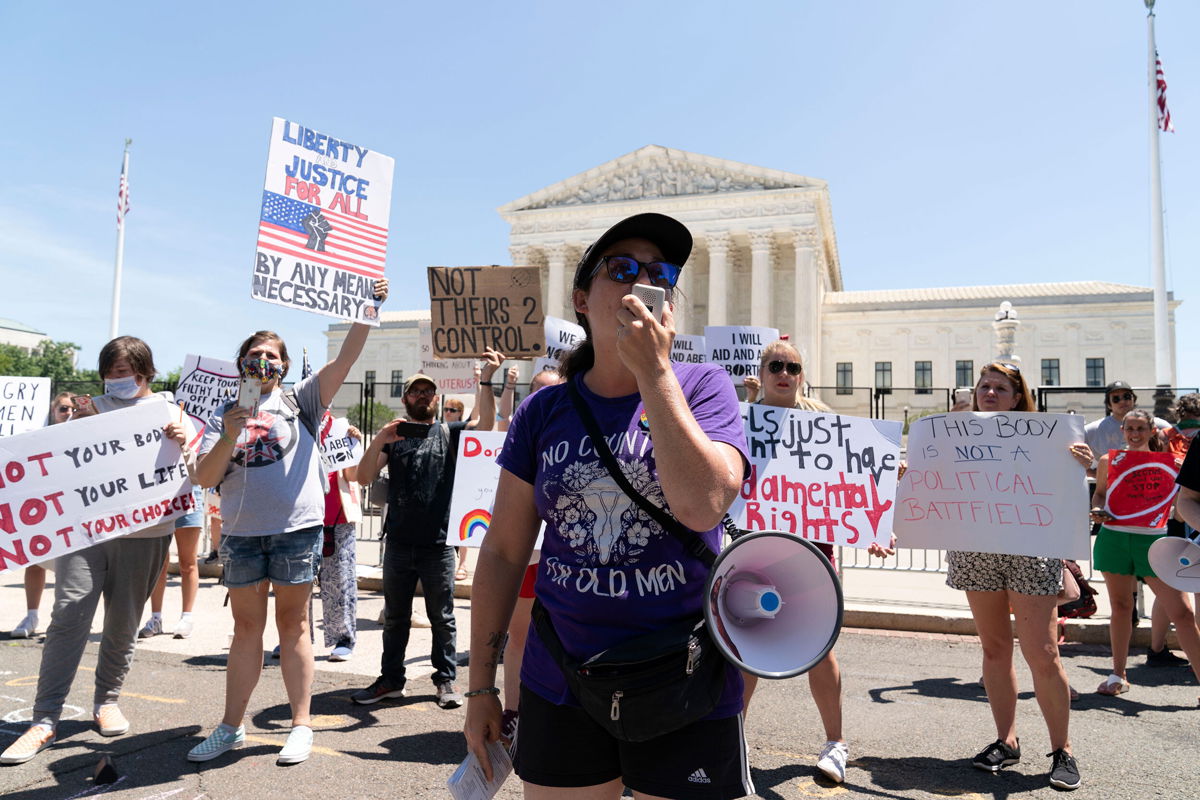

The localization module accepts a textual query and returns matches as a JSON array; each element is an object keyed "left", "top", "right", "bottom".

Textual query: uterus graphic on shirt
[{"left": 543, "top": 457, "right": 664, "bottom": 567}]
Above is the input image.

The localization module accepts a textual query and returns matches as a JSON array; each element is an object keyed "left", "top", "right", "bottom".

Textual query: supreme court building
[{"left": 328, "top": 145, "right": 1180, "bottom": 419}]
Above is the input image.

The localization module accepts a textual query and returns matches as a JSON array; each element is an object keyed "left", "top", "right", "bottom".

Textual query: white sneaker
[
  {"left": 410, "top": 611, "right": 432, "bottom": 629},
  {"left": 138, "top": 617, "right": 163, "bottom": 639},
  {"left": 329, "top": 645, "right": 353, "bottom": 662},
  {"left": 10, "top": 613, "right": 37, "bottom": 639},
  {"left": 816, "top": 740, "right": 849, "bottom": 783},
  {"left": 277, "top": 725, "right": 313, "bottom": 765},
  {"left": 172, "top": 617, "right": 194, "bottom": 639}
]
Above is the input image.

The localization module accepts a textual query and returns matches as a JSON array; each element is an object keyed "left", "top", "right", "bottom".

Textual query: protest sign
[
  {"left": 894, "top": 412, "right": 1090, "bottom": 559},
  {"left": 175, "top": 354, "right": 239, "bottom": 442},
  {"left": 544, "top": 316, "right": 585, "bottom": 363},
  {"left": 418, "top": 321, "right": 476, "bottom": 394},
  {"left": 671, "top": 334, "right": 707, "bottom": 364},
  {"left": 448, "top": 431, "right": 507, "bottom": 547},
  {"left": 318, "top": 415, "right": 364, "bottom": 471},
  {"left": 533, "top": 357, "right": 560, "bottom": 377},
  {"left": 1103, "top": 450, "right": 1178, "bottom": 528},
  {"left": 704, "top": 326, "right": 778, "bottom": 386},
  {"left": 428, "top": 267, "right": 544, "bottom": 358},
  {"left": 0, "top": 377, "right": 51, "bottom": 437},
  {"left": 0, "top": 400, "right": 194, "bottom": 573},
  {"left": 252, "top": 117, "right": 393, "bottom": 325},
  {"left": 729, "top": 405, "right": 902, "bottom": 549}
]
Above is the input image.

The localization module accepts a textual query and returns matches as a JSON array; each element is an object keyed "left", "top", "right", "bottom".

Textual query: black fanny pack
[{"left": 532, "top": 599, "right": 727, "bottom": 742}]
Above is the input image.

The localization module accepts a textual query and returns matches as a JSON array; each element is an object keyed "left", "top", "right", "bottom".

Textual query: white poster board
[
  {"left": 447, "top": 431, "right": 544, "bottom": 550},
  {"left": 671, "top": 334, "right": 707, "bottom": 364},
  {"left": 0, "top": 400, "right": 194, "bottom": 573},
  {"left": 729, "top": 405, "right": 902, "bottom": 549},
  {"left": 0, "top": 377, "right": 51, "bottom": 437},
  {"left": 175, "top": 354, "right": 239, "bottom": 443},
  {"left": 252, "top": 117, "right": 392, "bottom": 324},
  {"left": 893, "top": 412, "right": 1090, "bottom": 559},
  {"left": 704, "top": 326, "right": 779, "bottom": 386},
  {"left": 544, "top": 316, "right": 585, "bottom": 363},
  {"left": 318, "top": 416, "right": 364, "bottom": 470},
  {"left": 419, "top": 320, "right": 477, "bottom": 394}
]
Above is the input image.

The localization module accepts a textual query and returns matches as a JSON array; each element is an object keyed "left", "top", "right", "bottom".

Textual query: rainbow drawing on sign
[{"left": 459, "top": 509, "right": 491, "bottom": 541}]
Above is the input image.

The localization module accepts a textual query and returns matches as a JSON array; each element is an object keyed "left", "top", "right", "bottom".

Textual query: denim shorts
[
  {"left": 174, "top": 488, "right": 204, "bottom": 529},
  {"left": 220, "top": 526, "right": 322, "bottom": 588}
]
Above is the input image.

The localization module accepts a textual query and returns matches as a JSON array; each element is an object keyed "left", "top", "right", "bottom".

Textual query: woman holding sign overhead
[
  {"left": 1089, "top": 408, "right": 1200, "bottom": 698},
  {"left": 185, "top": 277, "right": 386, "bottom": 767},
  {"left": 946, "top": 362, "right": 1093, "bottom": 791}
]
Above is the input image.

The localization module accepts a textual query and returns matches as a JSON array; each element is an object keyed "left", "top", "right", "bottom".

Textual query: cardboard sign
[
  {"left": 428, "top": 266, "right": 544, "bottom": 358},
  {"left": 318, "top": 415, "right": 364, "bottom": 470},
  {"left": 671, "top": 334, "right": 707, "bottom": 364},
  {"left": 729, "top": 405, "right": 902, "bottom": 549},
  {"left": 0, "top": 377, "right": 51, "bottom": 437},
  {"left": 418, "top": 321, "right": 477, "bottom": 394},
  {"left": 252, "top": 117, "right": 393, "bottom": 324},
  {"left": 0, "top": 400, "right": 194, "bottom": 573},
  {"left": 894, "top": 412, "right": 1090, "bottom": 559},
  {"left": 448, "top": 431, "right": 508, "bottom": 547},
  {"left": 175, "top": 354, "right": 239, "bottom": 443},
  {"left": 704, "top": 326, "right": 779, "bottom": 386},
  {"left": 544, "top": 316, "right": 585, "bottom": 363},
  {"left": 1103, "top": 450, "right": 1178, "bottom": 528}
]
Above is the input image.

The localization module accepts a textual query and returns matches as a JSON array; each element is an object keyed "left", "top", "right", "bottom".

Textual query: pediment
[{"left": 500, "top": 145, "right": 824, "bottom": 212}]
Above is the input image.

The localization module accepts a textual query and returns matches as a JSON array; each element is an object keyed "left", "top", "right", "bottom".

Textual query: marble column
[
  {"left": 792, "top": 228, "right": 820, "bottom": 380},
  {"left": 544, "top": 243, "right": 568, "bottom": 320},
  {"left": 706, "top": 231, "right": 731, "bottom": 327},
  {"left": 749, "top": 230, "right": 774, "bottom": 328}
]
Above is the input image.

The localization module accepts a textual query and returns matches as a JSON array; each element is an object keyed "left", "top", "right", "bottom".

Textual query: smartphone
[
  {"left": 237, "top": 377, "right": 262, "bottom": 411},
  {"left": 394, "top": 421, "right": 432, "bottom": 439},
  {"left": 631, "top": 284, "right": 666, "bottom": 323}
]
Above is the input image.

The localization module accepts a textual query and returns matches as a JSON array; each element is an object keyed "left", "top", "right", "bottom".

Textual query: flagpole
[
  {"left": 1145, "top": 2, "right": 1172, "bottom": 397},
  {"left": 110, "top": 139, "right": 131, "bottom": 340}
]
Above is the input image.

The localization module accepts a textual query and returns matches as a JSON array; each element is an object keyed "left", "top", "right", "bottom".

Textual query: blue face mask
[{"left": 104, "top": 375, "right": 142, "bottom": 400}]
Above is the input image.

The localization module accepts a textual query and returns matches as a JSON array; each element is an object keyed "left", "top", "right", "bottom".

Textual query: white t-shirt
[{"left": 199, "top": 376, "right": 325, "bottom": 536}]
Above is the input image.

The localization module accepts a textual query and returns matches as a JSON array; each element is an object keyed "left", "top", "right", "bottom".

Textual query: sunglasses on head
[
  {"left": 591, "top": 255, "right": 680, "bottom": 290},
  {"left": 1110, "top": 392, "right": 1135, "bottom": 403},
  {"left": 767, "top": 360, "right": 803, "bottom": 376}
]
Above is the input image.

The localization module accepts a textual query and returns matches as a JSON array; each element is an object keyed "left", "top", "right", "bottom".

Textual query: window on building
[
  {"left": 875, "top": 361, "right": 892, "bottom": 393},
  {"left": 364, "top": 370, "right": 376, "bottom": 389},
  {"left": 1041, "top": 359, "right": 1060, "bottom": 387},
  {"left": 1085, "top": 358, "right": 1105, "bottom": 388},
  {"left": 390, "top": 369, "right": 404, "bottom": 397},
  {"left": 914, "top": 361, "right": 933, "bottom": 394},
  {"left": 836, "top": 362, "right": 853, "bottom": 395},
  {"left": 955, "top": 360, "right": 974, "bottom": 388}
]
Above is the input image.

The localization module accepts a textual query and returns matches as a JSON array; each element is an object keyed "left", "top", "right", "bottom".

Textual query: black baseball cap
[
  {"left": 1105, "top": 381, "right": 1134, "bottom": 396},
  {"left": 571, "top": 213, "right": 693, "bottom": 289}
]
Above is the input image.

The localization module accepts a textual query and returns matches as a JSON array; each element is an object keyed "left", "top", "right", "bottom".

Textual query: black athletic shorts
[{"left": 514, "top": 685, "right": 754, "bottom": 799}]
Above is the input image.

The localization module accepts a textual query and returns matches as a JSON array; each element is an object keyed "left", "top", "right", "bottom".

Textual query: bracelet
[
  {"left": 479, "top": 381, "right": 493, "bottom": 386},
  {"left": 463, "top": 686, "right": 500, "bottom": 698},
  {"left": 220, "top": 432, "right": 237, "bottom": 446}
]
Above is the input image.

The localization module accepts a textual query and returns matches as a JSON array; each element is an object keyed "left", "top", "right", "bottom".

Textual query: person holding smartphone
[{"left": 185, "top": 278, "right": 387, "bottom": 766}]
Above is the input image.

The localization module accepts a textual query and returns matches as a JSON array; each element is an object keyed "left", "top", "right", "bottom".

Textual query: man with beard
[{"left": 353, "top": 365, "right": 498, "bottom": 708}]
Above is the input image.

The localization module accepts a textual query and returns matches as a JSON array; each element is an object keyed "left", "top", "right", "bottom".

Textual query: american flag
[
  {"left": 117, "top": 158, "right": 130, "bottom": 230},
  {"left": 257, "top": 191, "right": 387, "bottom": 278},
  {"left": 301, "top": 347, "right": 312, "bottom": 380},
  {"left": 1156, "top": 52, "right": 1174, "bottom": 133}
]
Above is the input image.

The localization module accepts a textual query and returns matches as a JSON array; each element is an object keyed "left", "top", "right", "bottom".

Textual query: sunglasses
[
  {"left": 57, "top": 405, "right": 75, "bottom": 414},
  {"left": 444, "top": 407, "right": 464, "bottom": 414},
  {"left": 1109, "top": 392, "right": 1135, "bottom": 403},
  {"left": 591, "top": 255, "right": 681, "bottom": 290},
  {"left": 407, "top": 387, "right": 437, "bottom": 398},
  {"left": 767, "top": 360, "right": 803, "bottom": 376}
]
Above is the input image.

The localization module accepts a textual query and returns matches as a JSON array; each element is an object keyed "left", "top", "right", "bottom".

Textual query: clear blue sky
[{"left": 2, "top": 1, "right": 1197, "bottom": 389}]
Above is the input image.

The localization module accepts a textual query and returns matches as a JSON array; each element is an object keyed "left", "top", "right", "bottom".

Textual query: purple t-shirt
[{"left": 498, "top": 361, "right": 750, "bottom": 718}]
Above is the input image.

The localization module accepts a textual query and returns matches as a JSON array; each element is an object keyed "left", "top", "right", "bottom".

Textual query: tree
[
  {"left": 0, "top": 340, "right": 79, "bottom": 383},
  {"left": 348, "top": 400, "right": 398, "bottom": 433}
]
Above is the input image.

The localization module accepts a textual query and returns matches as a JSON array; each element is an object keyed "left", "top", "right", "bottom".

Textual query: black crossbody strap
[{"left": 567, "top": 381, "right": 716, "bottom": 568}]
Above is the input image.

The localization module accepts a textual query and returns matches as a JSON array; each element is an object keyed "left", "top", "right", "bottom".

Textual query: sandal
[
  {"left": 454, "top": 567, "right": 468, "bottom": 582},
  {"left": 1096, "top": 674, "right": 1130, "bottom": 696},
  {"left": 1069, "top": 686, "right": 1079, "bottom": 702}
]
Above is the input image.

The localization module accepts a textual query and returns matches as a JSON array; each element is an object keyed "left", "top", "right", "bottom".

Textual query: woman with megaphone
[
  {"left": 463, "top": 213, "right": 755, "bottom": 799},
  {"left": 739, "top": 339, "right": 893, "bottom": 785}
]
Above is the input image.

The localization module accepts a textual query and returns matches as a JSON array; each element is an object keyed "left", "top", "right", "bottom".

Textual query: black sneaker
[
  {"left": 972, "top": 738, "right": 1020, "bottom": 772},
  {"left": 351, "top": 678, "right": 407, "bottom": 705},
  {"left": 203, "top": 550, "right": 219, "bottom": 565},
  {"left": 1146, "top": 646, "right": 1190, "bottom": 667},
  {"left": 435, "top": 681, "right": 464, "bottom": 709},
  {"left": 1047, "top": 748, "right": 1080, "bottom": 790}
]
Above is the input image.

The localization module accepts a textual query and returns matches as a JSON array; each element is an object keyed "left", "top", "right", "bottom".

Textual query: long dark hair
[{"left": 560, "top": 254, "right": 598, "bottom": 382}]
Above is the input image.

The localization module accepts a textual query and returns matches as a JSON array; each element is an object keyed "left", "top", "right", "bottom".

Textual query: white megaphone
[
  {"left": 704, "top": 531, "right": 843, "bottom": 679},
  {"left": 1148, "top": 535, "right": 1200, "bottom": 593}
]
